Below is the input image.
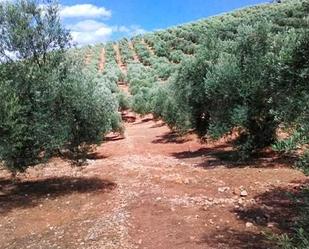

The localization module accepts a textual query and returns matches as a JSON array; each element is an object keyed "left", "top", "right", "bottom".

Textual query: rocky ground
[{"left": 0, "top": 113, "right": 307, "bottom": 249}]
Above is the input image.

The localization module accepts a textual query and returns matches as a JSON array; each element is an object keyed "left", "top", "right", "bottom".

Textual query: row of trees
[
  {"left": 107, "top": 0, "right": 308, "bottom": 166},
  {"left": 143, "top": 0, "right": 309, "bottom": 160},
  {"left": 118, "top": 38, "right": 135, "bottom": 64},
  {"left": 0, "top": 0, "right": 307, "bottom": 246},
  {"left": 122, "top": 2, "right": 309, "bottom": 246},
  {"left": 132, "top": 37, "right": 153, "bottom": 66},
  {"left": 0, "top": 0, "right": 122, "bottom": 173}
]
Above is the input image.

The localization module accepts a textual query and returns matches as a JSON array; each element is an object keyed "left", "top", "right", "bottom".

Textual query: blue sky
[{"left": 59, "top": 0, "right": 268, "bottom": 45}]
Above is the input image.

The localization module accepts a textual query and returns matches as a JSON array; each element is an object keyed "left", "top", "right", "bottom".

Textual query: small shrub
[
  {"left": 117, "top": 91, "right": 131, "bottom": 111},
  {"left": 295, "top": 151, "right": 309, "bottom": 175}
]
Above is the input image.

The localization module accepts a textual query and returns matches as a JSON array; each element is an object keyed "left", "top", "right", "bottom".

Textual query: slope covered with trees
[
  {"left": 83, "top": 0, "right": 308, "bottom": 161},
  {"left": 0, "top": 0, "right": 308, "bottom": 247},
  {"left": 79, "top": 1, "right": 308, "bottom": 246}
]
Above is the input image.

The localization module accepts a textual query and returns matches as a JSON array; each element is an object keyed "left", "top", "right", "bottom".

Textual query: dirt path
[
  {"left": 113, "top": 44, "right": 127, "bottom": 74},
  {"left": 0, "top": 114, "right": 308, "bottom": 249},
  {"left": 118, "top": 84, "right": 130, "bottom": 95},
  {"left": 128, "top": 40, "right": 140, "bottom": 62},
  {"left": 98, "top": 47, "right": 105, "bottom": 73},
  {"left": 84, "top": 49, "right": 92, "bottom": 66}
]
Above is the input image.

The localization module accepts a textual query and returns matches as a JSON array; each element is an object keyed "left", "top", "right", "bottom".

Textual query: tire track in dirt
[{"left": 98, "top": 47, "right": 105, "bottom": 73}]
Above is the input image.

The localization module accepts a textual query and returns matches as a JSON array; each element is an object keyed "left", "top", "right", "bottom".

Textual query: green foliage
[
  {"left": 272, "top": 130, "right": 308, "bottom": 153},
  {"left": 0, "top": 0, "right": 120, "bottom": 172},
  {"left": 295, "top": 151, "right": 309, "bottom": 176},
  {"left": 118, "top": 38, "right": 134, "bottom": 63},
  {"left": 103, "top": 62, "right": 125, "bottom": 83},
  {"left": 72, "top": 1, "right": 308, "bottom": 247},
  {"left": 148, "top": 83, "right": 191, "bottom": 132},
  {"left": 274, "top": 29, "right": 309, "bottom": 134},
  {"left": 110, "top": 0, "right": 309, "bottom": 161},
  {"left": 116, "top": 91, "right": 131, "bottom": 111},
  {"left": 0, "top": 0, "right": 70, "bottom": 64},
  {"left": 203, "top": 23, "right": 279, "bottom": 157},
  {"left": 168, "top": 50, "right": 185, "bottom": 63},
  {"left": 132, "top": 39, "right": 152, "bottom": 66},
  {"left": 151, "top": 57, "right": 174, "bottom": 80},
  {"left": 131, "top": 87, "right": 153, "bottom": 115},
  {"left": 170, "top": 52, "right": 213, "bottom": 137},
  {"left": 155, "top": 0, "right": 309, "bottom": 158},
  {"left": 153, "top": 40, "right": 169, "bottom": 57},
  {"left": 104, "top": 42, "right": 117, "bottom": 64}
]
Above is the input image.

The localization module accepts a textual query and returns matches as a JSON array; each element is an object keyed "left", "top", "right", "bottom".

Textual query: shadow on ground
[
  {"left": 234, "top": 181, "right": 308, "bottom": 230},
  {"left": 199, "top": 181, "right": 309, "bottom": 248},
  {"left": 133, "top": 117, "right": 154, "bottom": 125},
  {"left": 172, "top": 144, "right": 294, "bottom": 169},
  {"left": 199, "top": 227, "right": 274, "bottom": 249},
  {"left": 0, "top": 176, "right": 116, "bottom": 215},
  {"left": 104, "top": 134, "right": 125, "bottom": 143},
  {"left": 121, "top": 112, "right": 136, "bottom": 123},
  {"left": 152, "top": 131, "right": 192, "bottom": 144}
]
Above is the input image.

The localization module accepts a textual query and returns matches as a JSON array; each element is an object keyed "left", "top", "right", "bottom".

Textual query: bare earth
[
  {"left": 98, "top": 48, "right": 105, "bottom": 73},
  {"left": 0, "top": 113, "right": 307, "bottom": 249}
]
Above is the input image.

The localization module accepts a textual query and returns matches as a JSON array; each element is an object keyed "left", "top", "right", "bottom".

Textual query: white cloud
[
  {"left": 61, "top": 3, "right": 147, "bottom": 46},
  {"left": 68, "top": 20, "right": 106, "bottom": 31},
  {"left": 2, "top": 2, "right": 147, "bottom": 46},
  {"left": 130, "top": 25, "right": 147, "bottom": 36},
  {"left": 68, "top": 20, "right": 113, "bottom": 46},
  {"left": 115, "top": 25, "right": 147, "bottom": 36},
  {"left": 67, "top": 20, "right": 147, "bottom": 46},
  {"left": 117, "top": 26, "right": 131, "bottom": 33},
  {"left": 60, "top": 4, "right": 111, "bottom": 19}
]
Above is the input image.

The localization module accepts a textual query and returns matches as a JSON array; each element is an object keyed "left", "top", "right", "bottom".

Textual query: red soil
[
  {"left": 0, "top": 113, "right": 307, "bottom": 249},
  {"left": 98, "top": 48, "right": 105, "bottom": 73},
  {"left": 84, "top": 50, "right": 92, "bottom": 66}
]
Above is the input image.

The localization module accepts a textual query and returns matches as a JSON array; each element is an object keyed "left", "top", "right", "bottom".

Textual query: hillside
[
  {"left": 78, "top": 0, "right": 308, "bottom": 94},
  {"left": 0, "top": 0, "right": 308, "bottom": 248}
]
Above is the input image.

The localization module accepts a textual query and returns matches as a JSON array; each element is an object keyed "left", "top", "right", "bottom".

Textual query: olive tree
[{"left": 0, "top": 0, "right": 120, "bottom": 172}]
